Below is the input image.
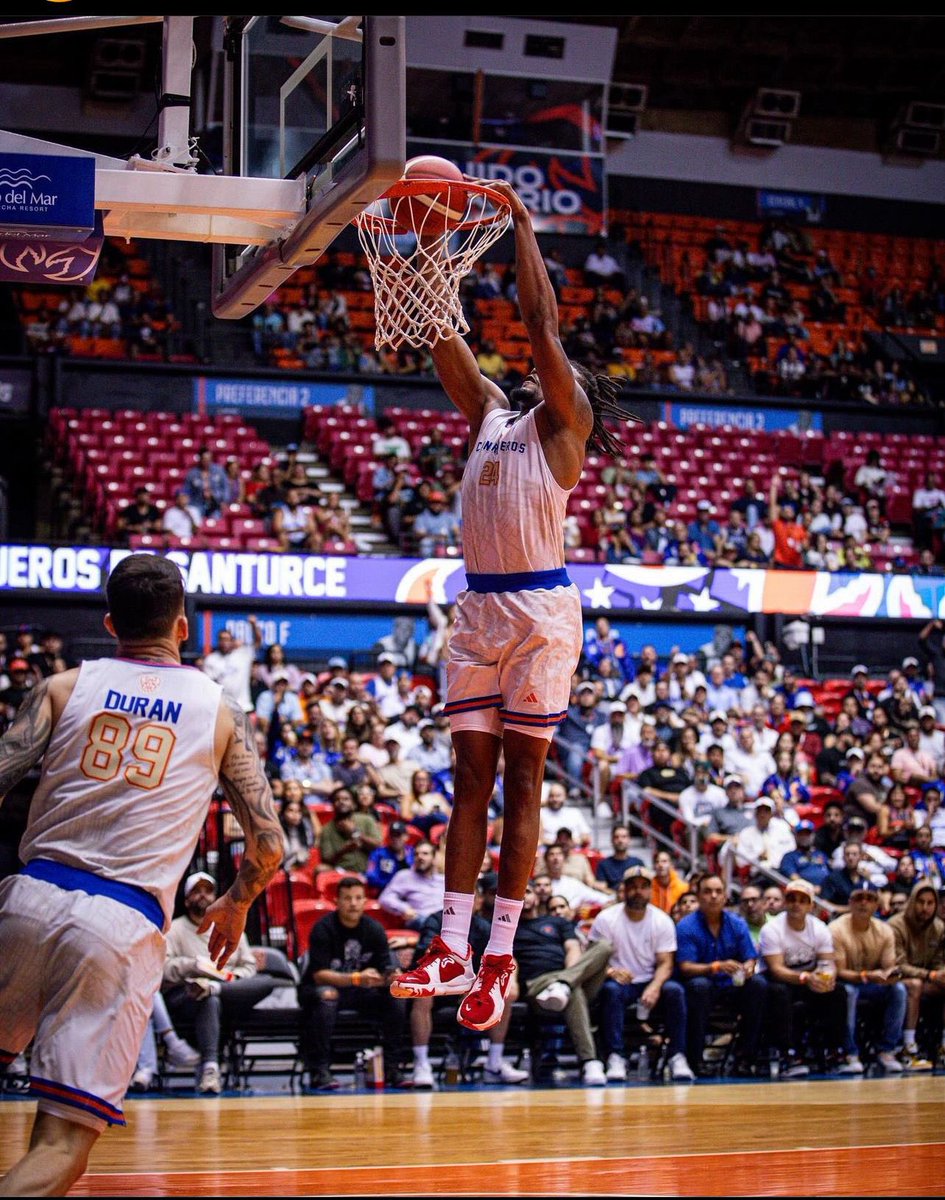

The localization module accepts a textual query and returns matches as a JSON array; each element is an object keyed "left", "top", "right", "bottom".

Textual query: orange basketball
[{"left": 392, "top": 155, "right": 466, "bottom": 237}]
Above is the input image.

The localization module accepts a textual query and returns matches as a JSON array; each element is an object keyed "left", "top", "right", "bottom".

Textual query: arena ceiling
[{"left": 562, "top": 15, "right": 945, "bottom": 126}]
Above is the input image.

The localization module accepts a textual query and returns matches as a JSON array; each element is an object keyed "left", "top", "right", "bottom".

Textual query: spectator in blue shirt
[
  {"left": 365, "top": 820, "right": 415, "bottom": 894},
  {"left": 778, "top": 820, "right": 831, "bottom": 891},
  {"left": 675, "top": 873, "right": 767, "bottom": 1076},
  {"left": 584, "top": 616, "right": 633, "bottom": 683},
  {"left": 687, "top": 500, "right": 721, "bottom": 555}
]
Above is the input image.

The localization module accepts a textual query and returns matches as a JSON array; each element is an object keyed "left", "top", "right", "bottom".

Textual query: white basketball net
[{"left": 355, "top": 180, "right": 512, "bottom": 351}]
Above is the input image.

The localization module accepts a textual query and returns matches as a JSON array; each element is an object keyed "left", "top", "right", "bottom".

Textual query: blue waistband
[
  {"left": 465, "top": 567, "right": 572, "bottom": 594},
  {"left": 23, "top": 858, "right": 164, "bottom": 931}
]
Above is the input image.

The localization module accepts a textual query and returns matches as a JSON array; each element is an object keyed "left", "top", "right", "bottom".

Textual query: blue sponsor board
[
  {"left": 0, "top": 153, "right": 95, "bottom": 238},
  {"left": 664, "top": 401, "right": 823, "bottom": 433},
  {"left": 210, "top": 611, "right": 430, "bottom": 655},
  {"left": 756, "top": 189, "right": 825, "bottom": 224},
  {"left": 198, "top": 377, "right": 375, "bottom": 417}
]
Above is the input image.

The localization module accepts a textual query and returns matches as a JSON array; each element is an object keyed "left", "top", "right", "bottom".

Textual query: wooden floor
[{"left": 2, "top": 1076, "right": 945, "bottom": 1196}]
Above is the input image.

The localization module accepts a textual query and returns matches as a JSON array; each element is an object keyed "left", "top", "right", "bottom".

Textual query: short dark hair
[
  {"left": 105, "top": 553, "right": 184, "bottom": 641},
  {"left": 336, "top": 875, "right": 365, "bottom": 897}
]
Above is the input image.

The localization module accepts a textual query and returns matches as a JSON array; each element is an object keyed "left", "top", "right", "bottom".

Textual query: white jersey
[
  {"left": 20, "top": 657, "right": 223, "bottom": 930},
  {"left": 461, "top": 405, "right": 570, "bottom": 574}
]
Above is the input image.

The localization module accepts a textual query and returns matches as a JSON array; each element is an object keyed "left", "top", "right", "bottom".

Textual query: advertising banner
[
  {"left": 664, "top": 400, "right": 823, "bottom": 433},
  {"left": 458, "top": 147, "right": 605, "bottom": 236},
  {"left": 1, "top": 544, "right": 942, "bottom": 621}
]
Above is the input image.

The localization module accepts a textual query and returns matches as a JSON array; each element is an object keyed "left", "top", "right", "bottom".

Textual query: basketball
[{"left": 392, "top": 155, "right": 466, "bottom": 237}]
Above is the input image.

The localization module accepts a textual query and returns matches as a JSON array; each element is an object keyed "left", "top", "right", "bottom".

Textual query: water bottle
[
  {"left": 370, "top": 1044, "right": 385, "bottom": 1089},
  {"left": 769, "top": 1050, "right": 780, "bottom": 1081},
  {"left": 353, "top": 1051, "right": 366, "bottom": 1090},
  {"left": 637, "top": 1047, "right": 650, "bottom": 1082},
  {"left": 444, "top": 1046, "right": 460, "bottom": 1086},
  {"left": 519, "top": 1047, "right": 532, "bottom": 1083}
]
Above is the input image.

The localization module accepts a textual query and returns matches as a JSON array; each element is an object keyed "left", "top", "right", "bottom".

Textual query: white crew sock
[
  {"left": 487, "top": 1042, "right": 504, "bottom": 1071},
  {"left": 413, "top": 1045, "right": 430, "bottom": 1067},
  {"left": 441, "top": 891, "right": 475, "bottom": 955},
  {"left": 903, "top": 1028, "right": 916, "bottom": 1047},
  {"left": 485, "top": 895, "right": 524, "bottom": 958}
]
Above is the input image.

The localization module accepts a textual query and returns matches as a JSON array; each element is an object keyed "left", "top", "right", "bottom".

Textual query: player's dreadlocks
[{"left": 573, "top": 363, "right": 642, "bottom": 459}]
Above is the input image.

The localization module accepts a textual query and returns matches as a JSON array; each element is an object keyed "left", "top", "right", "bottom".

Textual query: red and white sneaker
[
  {"left": 457, "top": 952, "right": 516, "bottom": 1032},
  {"left": 389, "top": 935, "right": 475, "bottom": 998}
]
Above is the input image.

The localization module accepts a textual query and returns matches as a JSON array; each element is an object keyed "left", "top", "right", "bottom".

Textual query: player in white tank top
[
  {"left": 390, "top": 179, "right": 638, "bottom": 1048},
  {"left": 0, "top": 554, "right": 283, "bottom": 1195}
]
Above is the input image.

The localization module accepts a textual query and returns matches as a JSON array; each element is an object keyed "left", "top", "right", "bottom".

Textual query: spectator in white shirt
[
  {"left": 720, "top": 796, "right": 796, "bottom": 873},
  {"left": 678, "top": 761, "right": 728, "bottom": 829},
  {"left": 698, "top": 710, "right": 737, "bottom": 757},
  {"left": 589, "top": 701, "right": 638, "bottom": 794},
  {"left": 162, "top": 490, "right": 202, "bottom": 539},
  {"left": 918, "top": 706, "right": 945, "bottom": 771},
  {"left": 201, "top": 617, "right": 262, "bottom": 713},
  {"left": 540, "top": 780, "right": 592, "bottom": 849},
  {"left": 704, "top": 663, "right": 741, "bottom": 713},
  {"left": 725, "top": 724, "right": 777, "bottom": 800}
]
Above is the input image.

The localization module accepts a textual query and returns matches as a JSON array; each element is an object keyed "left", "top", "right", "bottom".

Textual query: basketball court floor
[{"left": 2, "top": 1073, "right": 943, "bottom": 1196}]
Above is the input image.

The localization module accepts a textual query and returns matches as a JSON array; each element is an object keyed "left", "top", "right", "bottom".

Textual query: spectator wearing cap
[
  {"left": 759, "top": 879, "right": 848, "bottom": 1075},
  {"left": 901, "top": 655, "right": 931, "bottom": 703},
  {"left": 687, "top": 501, "right": 721, "bottom": 557},
  {"left": 512, "top": 878, "right": 612, "bottom": 1088},
  {"left": 162, "top": 871, "right": 275, "bottom": 1095},
  {"left": 365, "top": 652, "right": 404, "bottom": 720},
  {"left": 725, "top": 724, "right": 777, "bottom": 801},
  {"left": 410, "top": 718, "right": 452, "bottom": 778},
  {"left": 280, "top": 727, "right": 336, "bottom": 796},
  {"left": 891, "top": 723, "right": 938, "bottom": 789},
  {"left": 554, "top": 680, "right": 607, "bottom": 783},
  {"left": 675, "top": 873, "right": 767, "bottom": 1077},
  {"left": 412, "top": 489, "right": 460, "bottom": 558},
  {"left": 697, "top": 710, "right": 736, "bottom": 759},
  {"left": 666, "top": 652, "right": 706, "bottom": 711},
  {"left": 779, "top": 820, "right": 831, "bottom": 891},
  {"left": 830, "top": 879, "right": 908, "bottom": 1074},
  {"left": 254, "top": 671, "right": 304, "bottom": 736},
  {"left": 378, "top": 840, "right": 445, "bottom": 931},
  {"left": 589, "top": 865, "right": 695, "bottom": 1083},
  {"left": 365, "top": 820, "right": 415, "bottom": 893},
  {"left": 374, "top": 730, "right": 422, "bottom": 808},
  {"left": 318, "top": 676, "right": 355, "bottom": 726},
  {"left": 917, "top": 706, "right": 945, "bottom": 771},
  {"left": 703, "top": 776, "right": 752, "bottom": 873},
  {"left": 844, "top": 664, "right": 876, "bottom": 719},
  {"left": 588, "top": 700, "right": 637, "bottom": 797},
  {"left": 408, "top": 874, "right": 527, "bottom": 1088},
  {"left": 0, "top": 657, "right": 35, "bottom": 723},
  {"left": 719, "top": 796, "right": 796, "bottom": 879}
]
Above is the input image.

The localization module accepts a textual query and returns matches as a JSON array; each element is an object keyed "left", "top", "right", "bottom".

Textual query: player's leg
[
  {"left": 458, "top": 728, "right": 549, "bottom": 1032},
  {"left": 390, "top": 729, "right": 500, "bottom": 998},
  {"left": 0, "top": 1112, "right": 99, "bottom": 1198}
]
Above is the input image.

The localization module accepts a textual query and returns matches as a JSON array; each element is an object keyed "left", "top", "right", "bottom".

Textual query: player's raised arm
[
  {"left": 430, "top": 330, "right": 507, "bottom": 434},
  {"left": 0, "top": 677, "right": 56, "bottom": 800},
  {"left": 487, "top": 179, "right": 592, "bottom": 440},
  {"left": 202, "top": 693, "right": 283, "bottom": 966}
]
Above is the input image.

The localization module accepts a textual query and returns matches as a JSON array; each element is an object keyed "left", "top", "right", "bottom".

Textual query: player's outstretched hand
[{"left": 197, "top": 893, "right": 250, "bottom": 969}]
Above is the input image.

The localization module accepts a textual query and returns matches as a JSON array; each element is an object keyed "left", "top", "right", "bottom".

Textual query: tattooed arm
[
  {"left": 0, "top": 677, "right": 58, "bottom": 801},
  {"left": 198, "top": 693, "right": 283, "bottom": 968}
]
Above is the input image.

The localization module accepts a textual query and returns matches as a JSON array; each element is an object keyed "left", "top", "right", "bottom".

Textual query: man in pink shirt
[{"left": 891, "top": 723, "right": 939, "bottom": 788}]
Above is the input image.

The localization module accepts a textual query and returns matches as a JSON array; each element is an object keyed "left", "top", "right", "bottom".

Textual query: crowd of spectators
[
  {"left": 5, "top": 606, "right": 945, "bottom": 1091},
  {"left": 567, "top": 447, "right": 942, "bottom": 571}
]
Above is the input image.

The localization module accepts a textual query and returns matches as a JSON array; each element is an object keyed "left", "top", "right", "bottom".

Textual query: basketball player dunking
[
  {"left": 0, "top": 554, "right": 283, "bottom": 1197},
  {"left": 390, "top": 179, "right": 634, "bottom": 1030}
]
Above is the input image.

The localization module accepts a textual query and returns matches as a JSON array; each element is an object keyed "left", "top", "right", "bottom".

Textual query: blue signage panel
[
  {"left": 664, "top": 400, "right": 823, "bottom": 434},
  {"left": 0, "top": 153, "right": 95, "bottom": 238},
  {"left": 198, "top": 377, "right": 374, "bottom": 417},
  {"left": 756, "top": 189, "right": 825, "bottom": 224}
]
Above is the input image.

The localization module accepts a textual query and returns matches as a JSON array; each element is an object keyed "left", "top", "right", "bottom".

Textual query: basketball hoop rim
[{"left": 355, "top": 178, "right": 511, "bottom": 234}]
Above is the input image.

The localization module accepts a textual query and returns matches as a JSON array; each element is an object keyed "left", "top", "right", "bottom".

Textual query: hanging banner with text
[{"left": 1, "top": 544, "right": 942, "bottom": 621}]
